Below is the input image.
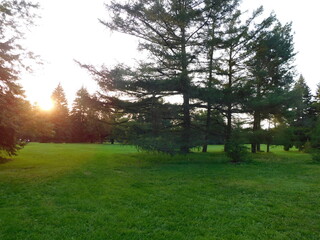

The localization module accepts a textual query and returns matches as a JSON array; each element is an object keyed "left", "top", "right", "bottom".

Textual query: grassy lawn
[{"left": 0, "top": 143, "right": 319, "bottom": 240}]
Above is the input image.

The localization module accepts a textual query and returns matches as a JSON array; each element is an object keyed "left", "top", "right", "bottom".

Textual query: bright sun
[{"left": 38, "top": 99, "right": 54, "bottom": 111}]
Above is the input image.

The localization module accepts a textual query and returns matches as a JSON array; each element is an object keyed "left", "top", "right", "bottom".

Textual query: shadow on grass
[
  {"left": 129, "top": 151, "right": 231, "bottom": 165},
  {"left": 129, "top": 150, "right": 314, "bottom": 169},
  {"left": 0, "top": 157, "right": 12, "bottom": 164}
]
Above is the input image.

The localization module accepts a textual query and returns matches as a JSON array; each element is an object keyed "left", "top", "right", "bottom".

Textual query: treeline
[
  {"left": 28, "top": 84, "right": 112, "bottom": 144},
  {"left": 23, "top": 75, "right": 320, "bottom": 156}
]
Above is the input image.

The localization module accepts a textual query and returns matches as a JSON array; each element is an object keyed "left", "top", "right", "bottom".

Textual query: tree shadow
[{"left": 0, "top": 157, "right": 12, "bottom": 164}]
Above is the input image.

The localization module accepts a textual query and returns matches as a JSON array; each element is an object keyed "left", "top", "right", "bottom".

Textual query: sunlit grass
[{"left": 0, "top": 143, "right": 319, "bottom": 239}]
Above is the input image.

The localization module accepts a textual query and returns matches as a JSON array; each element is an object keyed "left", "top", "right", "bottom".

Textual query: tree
[
  {"left": 49, "top": 83, "right": 71, "bottom": 142},
  {"left": 290, "top": 75, "right": 315, "bottom": 150},
  {"left": 85, "top": 0, "right": 211, "bottom": 153},
  {"left": 70, "top": 87, "right": 110, "bottom": 143},
  {"left": 0, "top": 1, "right": 38, "bottom": 155},
  {"left": 245, "top": 22, "right": 295, "bottom": 153},
  {"left": 17, "top": 102, "right": 54, "bottom": 142},
  {"left": 71, "top": 87, "right": 91, "bottom": 142},
  {"left": 215, "top": 7, "right": 275, "bottom": 152},
  {"left": 196, "top": 0, "right": 240, "bottom": 152}
]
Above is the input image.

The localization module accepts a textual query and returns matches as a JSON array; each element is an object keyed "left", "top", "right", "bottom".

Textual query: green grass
[{"left": 0, "top": 143, "right": 319, "bottom": 240}]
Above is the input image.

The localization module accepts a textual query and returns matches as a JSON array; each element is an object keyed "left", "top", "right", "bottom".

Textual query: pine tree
[
  {"left": 216, "top": 7, "right": 275, "bottom": 151},
  {"left": 85, "top": 0, "right": 210, "bottom": 153},
  {"left": 197, "top": 0, "right": 240, "bottom": 152},
  {"left": 246, "top": 22, "right": 295, "bottom": 153},
  {"left": 290, "top": 75, "right": 315, "bottom": 150},
  {"left": 70, "top": 87, "right": 110, "bottom": 143},
  {"left": 49, "top": 84, "right": 71, "bottom": 142},
  {"left": 0, "top": 1, "right": 38, "bottom": 155},
  {"left": 70, "top": 87, "right": 91, "bottom": 142}
]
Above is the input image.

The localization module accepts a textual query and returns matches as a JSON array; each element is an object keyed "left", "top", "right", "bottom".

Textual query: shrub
[
  {"left": 310, "top": 149, "right": 320, "bottom": 162},
  {"left": 225, "top": 141, "right": 250, "bottom": 163}
]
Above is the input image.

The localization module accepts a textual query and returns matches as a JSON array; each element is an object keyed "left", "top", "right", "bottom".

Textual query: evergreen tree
[
  {"left": 215, "top": 7, "right": 275, "bottom": 151},
  {"left": 292, "top": 75, "right": 313, "bottom": 124},
  {"left": 86, "top": 0, "right": 210, "bottom": 153},
  {"left": 71, "top": 87, "right": 110, "bottom": 143},
  {"left": 18, "top": 102, "right": 54, "bottom": 142},
  {"left": 196, "top": 0, "right": 240, "bottom": 152},
  {"left": 71, "top": 87, "right": 91, "bottom": 142},
  {"left": 312, "top": 82, "right": 320, "bottom": 116},
  {"left": 290, "top": 75, "right": 315, "bottom": 150},
  {"left": 49, "top": 84, "right": 71, "bottom": 142},
  {"left": 246, "top": 22, "right": 295, "bottom": 153},
  {"left": 0, "top": 1, "right": 38, "bottom": 155}
]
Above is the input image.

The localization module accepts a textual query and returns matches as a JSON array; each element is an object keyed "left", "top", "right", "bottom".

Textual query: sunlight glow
[{"left": 38, "top": 98, "right": 54, "bottom": 111}]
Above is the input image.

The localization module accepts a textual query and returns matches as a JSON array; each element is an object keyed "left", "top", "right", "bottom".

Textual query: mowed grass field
[{"left": 0, "top": 143, "right": 320, "bottom": 240}]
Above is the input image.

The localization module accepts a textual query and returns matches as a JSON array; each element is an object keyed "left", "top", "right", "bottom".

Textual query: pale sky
[{"left": 21, "top": 0, "right": 320, "bottom": 108}]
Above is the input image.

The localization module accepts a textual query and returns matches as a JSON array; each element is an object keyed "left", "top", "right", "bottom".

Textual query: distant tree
[
  {"left": 70, "top": 87, "right": 91, "bottom": 142},
  {"left": 18, "top": 103, "right": 54, "bottom": 142},
  {"left": 290, "top": 75, "right": 315, "bottom": 150},
  {"left": 292, "top": 76, "right": 313, "bottom": 123},
  {"left": 70, "top": 87, "right": 110, "bottom": 143},
  {"left": 313, "top": 83, "right": 320, "bottom": 117},
  {"left": 49, "top": 84, "right": 71, "bottom": 142},
  {"left": 0, "top": 1, "right": 38, "bottom": 155}
]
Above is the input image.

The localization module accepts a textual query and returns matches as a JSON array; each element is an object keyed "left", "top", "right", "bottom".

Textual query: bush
[
  {"left": 225, "top": 141, "right": 250, "bottom": 163},
  {"left": 303, "top": 141, "right": 312, "bottom": 153},
  {"left": 310, "top": 149, "right": 320, "bottom": 162}
]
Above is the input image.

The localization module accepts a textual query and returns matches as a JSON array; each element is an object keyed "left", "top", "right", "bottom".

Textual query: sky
[{"left": 21, "top": 0, "right": 320, "bottom": 109}]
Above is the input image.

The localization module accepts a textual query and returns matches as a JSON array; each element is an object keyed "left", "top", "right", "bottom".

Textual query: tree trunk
[
  {"left": 251, "top": 143, "right": 256, "bottom": 153},
  {"left": 225, "top": 103, "right": 232, "bottom": 152},
  {"left": 202, "top": 105, "right": 211, "bottom": 152},
  {"left": 225, "top": 48, "right": 233, "bottom": 152},
  {"left": 180, "top": 25, "right": 190, "bottom": 154},
  {"left": 251, "top": 112, "right": 261, "bottom": 153},
  {"left": 257, "top": 143, "right": 261, "bottom": 152},
  {"left": 251, "top": 82, "right": 262, "bottom": 153},
  {"left": 202, "top": 31, "right": 215, "bottom": 153}
]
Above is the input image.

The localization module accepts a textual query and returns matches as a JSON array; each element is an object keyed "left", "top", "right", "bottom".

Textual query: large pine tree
[
  {"left": 86, "top": 0, "right": 208, "bottom": 153},
  {"left": 0, "top": 1, "right": 38, "bottom": 155}
]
